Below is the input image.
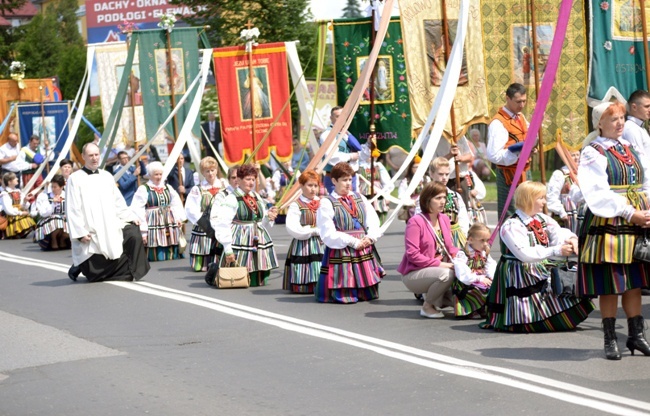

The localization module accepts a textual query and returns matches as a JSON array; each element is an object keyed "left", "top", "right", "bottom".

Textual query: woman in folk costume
[
  {"left": 398, "top": 155, "right": 430, "bottom": 221},
  {"left": 577, "top": 101, "right": 650, "bottom": 360},
  {"left": 546, "top": 149, "right": 582, "bottom": 234},
  {"left": 358, "top": 144, "right": 394, "bottom": 224},
  {"left": 31, "top": 174, "right": 69, "bottom": 250},
  {"left": 283, "top": 170, "right": 324, "bottom": 294},
  {"left": 1, "top": 172, "right": 36, "bottom": 239},
  {"left": 451, "top": 223, "right": 496, "bottom": 318},
  {"left": 481, "top": 181, "right": 594, "bottom": 333},
  {"left": 316, "top": 162, "right": 384, "bottom": 304},
  {"left": 428, "top": 157, "right": 469, "bottom": 247},
  {"left": 185, "top": 157, "right": 222, "bottom": 272},
  {"left": 131, "top": 161, "right": 186, "bottom": 262},
  {"left": 212, "top": 163, "right": 279, "bottom": 287}
]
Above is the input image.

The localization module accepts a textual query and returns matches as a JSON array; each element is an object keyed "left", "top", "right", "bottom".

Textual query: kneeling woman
[
  {"left": 283, "top": 170, "right": 324, "bottom": 293},
  {"left": 32, "top": 174, "right": 70, "bottom": 250},
  {"left": 316, "top": 162, "right": 384, "bottom": 303},
  {"left": 1, "top": 172, "right": 36, "bottom": 239},
  {"left": 482, "top": 181, "right": 594, "bottom": 332},
  {"left": 213, "top": 163, "right": 279, "bottom": 287},
  {"left": 398, "top": 182, "right": 458, "bottom": 318},
  {"left": 131, "top": 161, "right": 186, "bottom": 261}
]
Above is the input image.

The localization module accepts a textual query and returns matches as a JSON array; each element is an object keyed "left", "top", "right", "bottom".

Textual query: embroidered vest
[{"left": 493, "top": 108, "right": 530, "bottom": 185}]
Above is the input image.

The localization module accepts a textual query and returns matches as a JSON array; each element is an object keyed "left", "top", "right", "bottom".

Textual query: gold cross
[{"left": 245, "top": 20, "right": 254, "bottom": 30}]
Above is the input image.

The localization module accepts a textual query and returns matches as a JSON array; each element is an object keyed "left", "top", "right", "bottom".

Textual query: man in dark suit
[
  {"left": 167, "top": 154, "right": 195, "bottom": 201},
  {"left": 201, "top": 111, "right": 222, "bottom": 159}
]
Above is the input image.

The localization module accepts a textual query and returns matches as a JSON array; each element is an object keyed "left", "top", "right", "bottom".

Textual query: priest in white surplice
[{"left": 66, "top": 143, "right": 150, "bottom": 282}]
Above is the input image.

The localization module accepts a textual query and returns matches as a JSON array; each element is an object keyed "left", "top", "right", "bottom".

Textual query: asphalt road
[{"left": 1, "top": 211, "right": 650, "bottom": 416}]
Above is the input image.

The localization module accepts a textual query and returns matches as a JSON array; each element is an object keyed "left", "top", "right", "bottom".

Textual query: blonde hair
[
  {"left": 514, "top": 181, "right": 546, "bottom": 212},
  {"left": 429, "top": 156, "right": 450, "bottom": 173},
  {"left": 199, "top": 156, "right": 218, "bottom": 173},
  {"left": 466, "top": 223, "right": 492, "bottom": 255}
]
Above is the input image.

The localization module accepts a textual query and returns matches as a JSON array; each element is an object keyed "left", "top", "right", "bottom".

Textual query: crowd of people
[{"left": 1, "top": 84, "right": 650, "bottom": 361}]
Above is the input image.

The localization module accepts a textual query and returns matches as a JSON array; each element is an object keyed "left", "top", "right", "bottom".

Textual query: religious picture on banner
[
  {"left": 357, "top": 56, "right": 395, "bottom": 104},
  {"left": 511, "top": 24, "right": 554, "bottom": 86},
  {"left": 116, "top": 65, "right": 142, "bottom": 107},
  {"left": 612, "top": 0, "right": 650, "bottom": 40},
  {"left": 237, "top": 66, "right": 272, "bottom": 120},
  {"left": 154, "top": 48, "right": 186, "bottom": 96},
  {"left": 32, "top": 116, "right": 55, "bottom": 145},
  {"left": 424, "top": 19, "right": 468, "bottom": 87}
]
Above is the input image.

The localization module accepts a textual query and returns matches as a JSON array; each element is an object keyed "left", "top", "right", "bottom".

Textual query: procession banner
[
  {"left": 399, "top": 0, "right": 489, "bottom": 141},
  {"left": 332, "top": 17, "right": 412, "bottom": 153},
  {"left": 482, "top": 0, "right": 588, "bottom": 151},
  {"left": 133, "top": 28, "right": 204, "bottom": 148},
  {"left": 213, "top": 42, "right": 293, "bottom": 165},
  {"left": 17, "top": 102, "right": 70, "bottom": 155},
  {"left": 301, "top": 80, "right": 337, "bottom": 143},
  {"left": 95, "top": 42, "right": 146, "bottom": 148},
  {"left": 588, "top": 0, "right": 650, "bottom": 106}
]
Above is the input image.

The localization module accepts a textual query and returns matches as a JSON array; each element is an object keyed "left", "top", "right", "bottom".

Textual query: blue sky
[{"left": 310, "top": 0, "right": 345, "bottom": 20}]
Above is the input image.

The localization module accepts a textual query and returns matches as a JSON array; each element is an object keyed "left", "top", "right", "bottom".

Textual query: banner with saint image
[{"left": 213, "top": 42, "right": 293, "bottom": 165}]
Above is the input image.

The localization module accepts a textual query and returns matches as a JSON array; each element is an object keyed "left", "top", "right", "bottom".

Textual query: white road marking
[{"left": 2, "top": 251, "right": 649, "bottom": 416}]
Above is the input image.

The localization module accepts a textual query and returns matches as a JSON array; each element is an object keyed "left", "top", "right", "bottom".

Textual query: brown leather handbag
[{"left": 216, "top": 262, "right": 250, "bottom": 288}]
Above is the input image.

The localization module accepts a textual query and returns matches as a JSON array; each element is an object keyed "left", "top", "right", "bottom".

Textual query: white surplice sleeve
[
  {"left": 66, "top": 176, "right": 88, "bottom": 240},
  {"left": 212, "top": 193, "right": 237, "bottom": 254},
  {"left": 500, "top": 216, "right": 567, "bottom": 263},
  {"left": 546, "top": 169, "right": 567, "bottom": 218},
  {"left": 317, "top": 198, "right": 359, "bottom": 249},
  {"left": 577, "top": 145, "right": 636, "bottom": 220},
  {"left": 487, "top": 118, "right": 518, "bottom": 166},
  {"left": 286, "top": 201, "right": 317, "bottom": 240},
  {"left": 185, "top": 185, "right": 203, "bottom": 225},
  {"left": 167, "top": 185, "right": 187, "bottom": 223}
]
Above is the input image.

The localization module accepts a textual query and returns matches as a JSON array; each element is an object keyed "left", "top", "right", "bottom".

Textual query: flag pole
[
  {"left": 245, "top": 20, "right": 257, "bottom": 164},
  {"left": 639, "top": 0, "right": 650, "bottom": 90},
  {"left": 39, "top": 82, "right": 50, "bottom": 175},
  {"left": 441, "top": 0, "right": 461, "bottom": 194},
  {"left": 529, "top": 0, "right": 547, "bottom": 185},
  {"left": 165, "top": 29, "right": 184, "bottom": 202},
  {"left": 369, "top": 2, "right": 378, "bottom": 197}
]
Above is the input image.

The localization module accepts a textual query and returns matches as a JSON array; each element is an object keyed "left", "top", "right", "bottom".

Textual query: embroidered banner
[
  {"left": 213, "top": 42, "right": 293, "bottom": 165},
  {"left": 399, "top": 0, "right": 489, "bottom": 141},
  {"left": 95, "top": 42, "right": 147, "bottom": 149},
  {"left": 332, "top": 17, "right": 412, "bottom": 153},
  {"left": 588, "top": 0, "right": 650, "bottom": 105},
  {"left": 301, "top": 80, "right": 337, "bottom": 143},
  {"left": 133, "top": 28, "right": 203, "bottom": 148},
  {"left": 482, "top": 0, "right": 589, "bottom": 151},
  {"left": 17, "top": 102, "right": 70, "bottom": 156}
]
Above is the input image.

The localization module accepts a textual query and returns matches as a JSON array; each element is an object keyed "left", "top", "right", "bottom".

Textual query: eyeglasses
[{"left": 229, "top": 176, "right": 237, "bottom": 179}]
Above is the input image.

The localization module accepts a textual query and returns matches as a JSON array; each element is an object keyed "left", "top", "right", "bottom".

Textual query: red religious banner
[{"left": 213, "top": 42, "right": 292, "bottom": 165}]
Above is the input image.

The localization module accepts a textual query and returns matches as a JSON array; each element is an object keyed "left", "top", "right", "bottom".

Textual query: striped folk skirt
[
  {"left": 34, "top": 214, "right": 68, "bottom": 250},
  {"left": 219, "top": 220, "right": 278, "bottom": 287},
  {"left": 146, "top": 206, "right": 181, "bottom": 262},
  {"left": 450, "top": 222, "right": 467, "bottom": 249},
  {"left": 316, "top": 230, "right": 382, "bottom": 304},
  {"left": 6, "top": 214, "right": 35, "bottom": 238},
  {"left": 452, "top": 280, "right": 488, "bottom": 318},
  {"left": 481, "top": 255, "right": 594, "bottom": 332},
  {"left": 577, "top": 206, "right": 650, "bottom": 296},
  {"left": 188, "top": 224, "right": 218, "bottom": 272},
  {"left": 283, "top": 236, "right": 324, "bottom": 294}
]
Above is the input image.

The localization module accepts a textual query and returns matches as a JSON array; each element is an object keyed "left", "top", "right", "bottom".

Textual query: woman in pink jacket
[{"left": 398, "top": 182, "right": 458, "bottom": 318}]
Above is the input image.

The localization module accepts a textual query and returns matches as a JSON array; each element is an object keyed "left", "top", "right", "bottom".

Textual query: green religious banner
[
  {"left": 332, "top": 17, "right": 412, "bottom": 153},
  {"left": 588, "top": 0, "right": 649, "bottom": 105},
  {"left": 134, "top": 27, "right": 206, "bottom": 145}
]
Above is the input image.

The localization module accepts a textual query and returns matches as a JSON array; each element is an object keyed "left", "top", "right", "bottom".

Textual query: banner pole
[
  {"left": 39, "top": 82, "right": 50, "bottom": 175},
  {"left": 125, "top": 36, "right": 141, "bottom": 187},
  {"left": 245, "top": 20, "right": 257, "bottom": 164},
  {"left": 529, "top": 0, "right": 547, "bottom": 185},
  {"left": 441, "top": 0, "right": 461, "bottom": 194},
  {"left": 639, "top": 0, "right": 650, "bottom": 90},
  {"left": 166, "top": 29, "right": 184, "bottom": 202},
  {"left": 369, "top": 2, "right": 378, "bottom": 197}
]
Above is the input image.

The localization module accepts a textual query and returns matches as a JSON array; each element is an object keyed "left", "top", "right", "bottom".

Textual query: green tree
[
  {"left": 342, "top": 0, "right": 363, "bottom": 18},
  {"left": 0, "top": 0, "right": 27, "bottom": 74}
]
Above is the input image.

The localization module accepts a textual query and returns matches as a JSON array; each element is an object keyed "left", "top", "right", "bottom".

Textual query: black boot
[
  {"left": 602, "top": 318, "right": 621, "bottom": 360},
  {"left": 626, "top": 315, "right": 650, "bottom": 356},
  {"left": 68, "top": 264, "right": 81, "bottom": 282}
]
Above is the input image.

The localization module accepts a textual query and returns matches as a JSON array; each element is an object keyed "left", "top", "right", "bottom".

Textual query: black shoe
[
  {"left": 414, "top": 293, "right": 424, "bottom": 301},
  {"left": 602, "top": 317, "right": 621, "bottom": 360},
  {"left": 68, "top": 265, "right": 81, "bottom": 282},
  {"left": 205, "top": 263, "right": 218, "bottom": 287},
  {"left": 626, "top": 315, "right": 650, "bottom": 356}
]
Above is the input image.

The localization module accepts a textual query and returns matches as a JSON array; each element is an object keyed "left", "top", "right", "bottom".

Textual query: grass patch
[{"left": 484, "top": 181, "right": 497, "bottom": 202}]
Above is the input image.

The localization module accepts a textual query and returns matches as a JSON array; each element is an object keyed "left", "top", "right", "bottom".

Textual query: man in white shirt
[
  {"left": 0, "top": 133, "right": 35, "bottom": 180},
  {"left": 622, "top": 90, "right": 650, "bottom": 159},
  {"left": 486, "top": 83, "right": 532, "bottom": 220}
]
